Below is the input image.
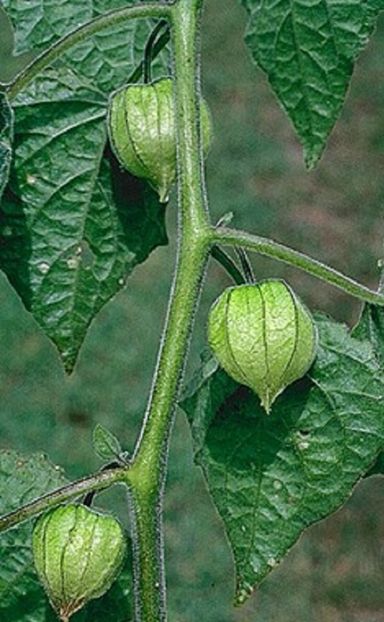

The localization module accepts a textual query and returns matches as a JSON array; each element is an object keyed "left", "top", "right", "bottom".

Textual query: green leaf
[
  {"left": 0, "top": 91, "right": 13, "bottom": 200},
  {"left": 354, "top": 303, "right": 384, "bottom": 365},
  {"left": 93, "top": 424, "right": 122, "bottom": 461},
  {"left": 0, "top": 450, "right": 67, "bottom": 620},
  {"left": 0, "top": 450, "right": 133, "bottom": 621},
  {"left": 241, "top": 0, "right": 384, "bottom": 167},
  {"left": 0, "top": 1, "right": 169, "bottom": 371},
  {"left": 181, "top": 316, "right": 384, "bottom": 603},
  {"left": 353, "top": 301, "right": 384, "bottom": 477}
]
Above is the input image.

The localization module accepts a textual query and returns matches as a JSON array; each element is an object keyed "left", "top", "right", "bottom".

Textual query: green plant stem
[
  {"left": 0, "top": 467, "right": 125, "bottom": 533},
  {"left": 215, "top": 226, "right": 384, "bottom": 306},
  {"left": 211, "top": 246, "right": 245, "bottom": 285},
  {"left": 236, "top": 247, "right": 256, "bottom": 284},
  {"left": 143, "top": 20, "right": 170, "bottom": 83},
  {"left": 6, "top": 3, "right": 171, "bottom": 101},
  {"left": 125, "top": 1, "right": 210, "bottom": 620},
  {"left": 128, "top": 28, "right": 171, "bottom": 86},
  {"left": 128, "top": 231, "right": 209, "bottom": 622}
]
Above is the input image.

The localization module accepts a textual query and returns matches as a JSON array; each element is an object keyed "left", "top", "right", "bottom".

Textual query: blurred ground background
[{"left": 1, "top": 1, "right": 384, "bottom": 620}]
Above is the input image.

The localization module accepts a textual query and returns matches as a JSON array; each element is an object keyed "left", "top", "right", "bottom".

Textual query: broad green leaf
[
  {"left": 241, "top": 0, "right": 384, "bottom": 167},
  {"left": 1, "top": 0, "right": 165, "bottom": 87},
  {"left": 0, "top": 450, "right": 67, "bottom": 620},
  {"left": 181, "top": 316, "right": 384, "bottom": 603},
  {"left": 0, "top": 91, "right": 13, "bottom": 200},
  {"left": 0, "top": 450, "right": 133, "bottom": 621},
  {"left": 93, "top": 423, "right": 122, "bottom": 461},
  {"left": 0, "top": 1, "right": 169, "bottom": 371}
]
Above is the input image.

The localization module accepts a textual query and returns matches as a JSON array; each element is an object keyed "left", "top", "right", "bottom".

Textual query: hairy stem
[
  {"left": 127, "top": 233, "right": 209, "bottom": 621},
  {"left": 215, "top": 227, "right": 384, "bottom": 306},
  {"left": 126, "top": 1, "right": 210, "bottom": 620},
  {"left": 6, "top": 3, "right": 171, "bottom": 101},
  {"left": 0, "top": 467, "right": 125, "bottom": 533}
]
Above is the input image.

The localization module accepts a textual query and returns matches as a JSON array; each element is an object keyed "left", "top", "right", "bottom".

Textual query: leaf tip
[
  {"left": 303, "top": 143, "right": 324, "bottom": 171},
  {"left": 57, "top": 342, "right": 81, "bottom": 375},
  {"left": 234, "top": 580, "right": 255, "bottom": 607},
  {"left": 62, "top": 355, "right": 78, "bottom": 376}
]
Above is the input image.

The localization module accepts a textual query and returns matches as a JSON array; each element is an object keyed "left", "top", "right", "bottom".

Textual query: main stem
[{"left": 127, "top": 2, "right": 210, "bottom": 620}]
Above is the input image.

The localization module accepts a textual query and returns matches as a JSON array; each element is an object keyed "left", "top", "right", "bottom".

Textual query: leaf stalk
[
  {"left": 0, "top": 467, "right": 126, "bottom": 533},
  {"left": 214, "top": 226, "right": 384, "bottom": 306}
]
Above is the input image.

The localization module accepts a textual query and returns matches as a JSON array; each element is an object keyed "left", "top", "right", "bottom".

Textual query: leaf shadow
[
  {"left": 105, "top": 143, "right": 168, "bottom": 264},
  {"left": 206, "top": 375, "right": 315, "bottom": 472},
  {"left": 0, "top": 182, "right": 32, "bottom": 308}
]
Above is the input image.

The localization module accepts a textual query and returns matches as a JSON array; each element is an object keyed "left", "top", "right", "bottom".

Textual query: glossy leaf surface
[
  {"left": 0, "top": 1, "right": 169, "bottom": 371},
  {"left": 181, "top": 316, "right": 384, "bottom": 603},
  {"left": 241, "top": 0, "right": 384, "bottom": 167}
]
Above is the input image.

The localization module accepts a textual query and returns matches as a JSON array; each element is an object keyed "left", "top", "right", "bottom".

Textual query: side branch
[
  {"left": 6, "top": 2, "right": 172, "bottom": 100},
  {"left": 0, "top": 467, "right": 126, "bottom": 533},
  {"left": 214, "top": 227, "right": 384, "bottom": 306}
]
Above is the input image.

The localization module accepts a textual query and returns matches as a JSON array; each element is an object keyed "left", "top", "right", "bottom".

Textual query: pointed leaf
[
  {"left": 93, "top": 424, "right": 122, "bottom": 461},
  {"left": 181, "top": 316, "right": 384, "bottom": 603},
  {"left": 0, "top": 1, "right": 169, "bottom": 371},
  {"left": 241, "top": 0, "right": 384, "bottom": 167}
]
